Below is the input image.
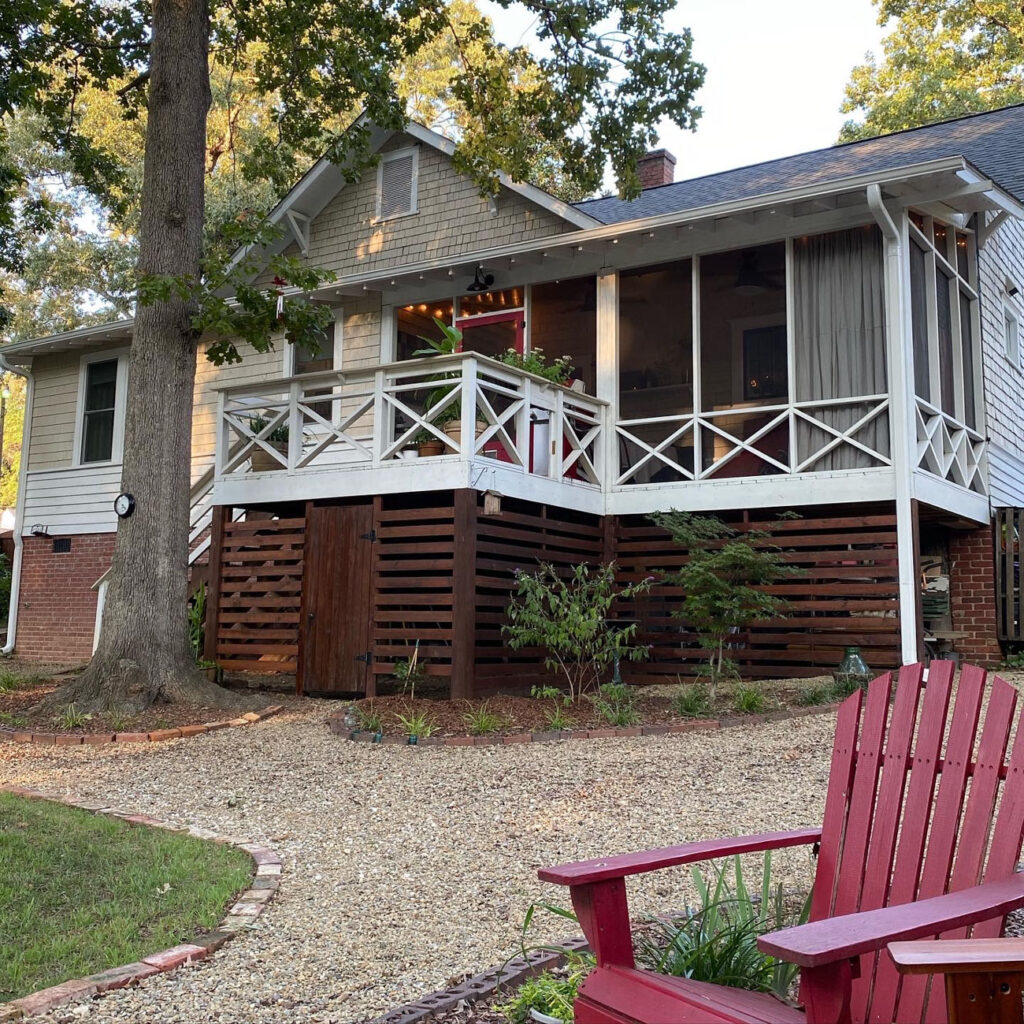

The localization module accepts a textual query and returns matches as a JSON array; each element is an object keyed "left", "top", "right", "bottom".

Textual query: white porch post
[
  {"left": 595, "top": 272, "right": 618, "bottom": 493},
  {"left": 869, "top": 185, "right": 920, "bottom": 664}
]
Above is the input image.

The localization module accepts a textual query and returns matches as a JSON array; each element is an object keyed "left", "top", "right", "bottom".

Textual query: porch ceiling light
[
  {"left": 734, "top": 250, "right": 769, "bottom": 296},
  {"left": 466, "top": 266, "right": 495, "bottom": 292}
]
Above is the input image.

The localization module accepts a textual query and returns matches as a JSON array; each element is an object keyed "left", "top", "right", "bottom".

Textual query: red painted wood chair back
[{"left": 807, "top": 661, "right": 1024, "bottom": 1023}]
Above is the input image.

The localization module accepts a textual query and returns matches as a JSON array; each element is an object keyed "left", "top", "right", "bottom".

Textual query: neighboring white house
[{"left": 6, "top": 105, "right": 1024, "bottom": 695}]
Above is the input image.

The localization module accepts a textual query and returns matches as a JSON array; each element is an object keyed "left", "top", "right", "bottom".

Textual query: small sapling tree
[
  {"left": 653, "top": 511, "right": 799, "bottom": 695},
  {"left": 503, "top": 562, "right": 653, "bottom": 702}
]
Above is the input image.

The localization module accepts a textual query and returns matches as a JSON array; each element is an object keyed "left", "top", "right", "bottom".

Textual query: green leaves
[
  {"left": 503, "top": 561, "right": 652, "bottom": 700},
  {"left": 653, "top": 511, "right": 800, "bottom": 692},
  {"left": 839, "top": 0, "right": 1024, "bottom": 141}
]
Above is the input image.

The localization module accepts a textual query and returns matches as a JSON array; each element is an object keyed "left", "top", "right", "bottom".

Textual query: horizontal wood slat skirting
[
  {"left": 207, "top": 494, "right": 903, "bottom": 694},
  {"left": 211, "top": 512, "right": 305, "bottom": 674}
]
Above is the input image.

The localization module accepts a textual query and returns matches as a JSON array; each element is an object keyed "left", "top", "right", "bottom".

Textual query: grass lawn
[{"left": 0, "top": 793, "right": 253, "bottom": 1002}]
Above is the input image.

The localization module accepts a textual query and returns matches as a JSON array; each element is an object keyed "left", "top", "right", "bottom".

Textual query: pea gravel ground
[{"left": 1, "top": 702, "right": 837, "bottom": 1024}]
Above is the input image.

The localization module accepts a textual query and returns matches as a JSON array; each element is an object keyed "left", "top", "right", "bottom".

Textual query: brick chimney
[{"left": 636, "top": 148, "right": 677, "bottom": 189}]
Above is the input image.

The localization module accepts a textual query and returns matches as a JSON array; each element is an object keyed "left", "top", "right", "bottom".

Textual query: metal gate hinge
[{"left": 360, "top": 530, "right": 377, "bottom": 542}]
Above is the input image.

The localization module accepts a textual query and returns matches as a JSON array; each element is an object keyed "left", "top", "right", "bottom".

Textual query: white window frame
[
  {"left": 72, "top": 348, "right": 129, "bottom": 468},
  {"left": 374, "top": 146, "right": 419, "bottom": 223},
  {"left": 284, "top": 308, "right": 344, "bottom": 376},
  {"left": 1005, "top": 306, "right": 1021, "bottom": 368}
]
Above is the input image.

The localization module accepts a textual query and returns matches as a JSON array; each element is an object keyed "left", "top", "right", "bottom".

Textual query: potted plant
[
  {"left": 414, "top": 320, "right": 485, "bottom": 449},
  {"left": 497, "top": 347, "right": 575, "bottom": 387},
  {"left": 413, "top": 428, "right": 445, "bottom": 457},
  {"left": 247, "top": 414, "right": 289, "bottom": 473}
]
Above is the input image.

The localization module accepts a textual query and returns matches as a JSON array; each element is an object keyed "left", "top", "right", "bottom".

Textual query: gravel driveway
[{"left": 1, "top": 705, "right": 836, "bottom": 1023}]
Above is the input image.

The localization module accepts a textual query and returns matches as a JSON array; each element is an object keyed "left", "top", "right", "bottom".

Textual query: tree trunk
[{"left": 52, "top": 0, "right": 241, "bottom": 712}]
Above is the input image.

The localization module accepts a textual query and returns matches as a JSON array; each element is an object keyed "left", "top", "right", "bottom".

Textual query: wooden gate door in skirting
[{"left": 299, "top": 504, "right": 374, "bottom": 695}]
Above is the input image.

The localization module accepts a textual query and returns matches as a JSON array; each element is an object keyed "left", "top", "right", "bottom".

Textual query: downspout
[
  {"left": 867, "top": 183, "right": 920, "bottom": 665},
  {"left": 0, "top": 354, "right": 33, "bottom": 655}
]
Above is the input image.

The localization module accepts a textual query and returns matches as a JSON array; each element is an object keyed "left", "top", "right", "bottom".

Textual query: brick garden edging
[
  {"left": 328, "top": 702, "right": 841, "bottom": 748},
  {"left": 0, "top": 704, "right": 284, "bottom": 747},
  {"left": 367, "top": 936, "right": 591, "bottom": 1024},
  {"left": 0, "top": 786, "right": 283, "bottom": 1021}
]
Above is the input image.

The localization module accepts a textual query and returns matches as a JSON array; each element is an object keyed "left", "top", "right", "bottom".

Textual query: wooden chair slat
[
  {"left": 921, "top": 676, "right": 1019, "bottom": 1023},
  {"left": 975, "top": 678, "right": 1024, "bottom": 936},
  {"left": 855, "top": 660, "right": 955, "bottom": 1024},
  {"left": 833, "top": 671, "right": 894, "bottom": 919},
  {"left": 808, "top": 688, "right": 863, "bottom": 925},
  {"left": 897, "top": 664, "right": 987, "bottom": 1023},
  {"left": 852, "top": 664, "right": 923, "bottom": 1023}
]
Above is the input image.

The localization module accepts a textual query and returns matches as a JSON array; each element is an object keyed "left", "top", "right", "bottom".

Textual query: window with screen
[{"left": 80, "top": 359, "right": 118, "bottom": 463}]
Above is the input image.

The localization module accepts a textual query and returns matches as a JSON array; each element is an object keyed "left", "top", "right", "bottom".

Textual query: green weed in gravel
[{"left": 0, "top": 793, "right": 252, "bottom": 1002}]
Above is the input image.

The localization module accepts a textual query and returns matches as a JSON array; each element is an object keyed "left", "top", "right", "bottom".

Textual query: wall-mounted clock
[{"left": 113, "top": 492, "right": 136, "bottom": 519}]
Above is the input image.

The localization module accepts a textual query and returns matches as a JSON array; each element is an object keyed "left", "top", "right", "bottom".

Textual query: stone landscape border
[
  {"left": 329, "top": 701, "right": 840, "bottom": 747},
  {"left": 0, "top": 704, "right": 283, "bottom": 746},
  {"left": 0, "top": 785, "right": 283, "bottom": 1021},
  {"left": 367, "top": 937, "right": 591, "bottom": 1024}
]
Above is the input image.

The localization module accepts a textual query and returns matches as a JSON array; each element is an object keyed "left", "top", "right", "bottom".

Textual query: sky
[{"left": 479, "top": 0, "right": 889, "bottom": 182}]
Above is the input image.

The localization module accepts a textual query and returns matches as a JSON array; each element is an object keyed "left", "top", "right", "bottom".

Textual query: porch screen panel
[
  {"left": 792, "top": 226, "right": 889, "bottom": 471},
  {"left": 959, "top": 288, "right": 976, "bottom": 428},
  {"left": 531, "top": 277, "right": 597, "bottom": 393},
  {"left": 936, "top": 266, "right": 956, "bottom": 415},
  {"left": 909, "top": 240, "right": 930, "bottom": 399}
]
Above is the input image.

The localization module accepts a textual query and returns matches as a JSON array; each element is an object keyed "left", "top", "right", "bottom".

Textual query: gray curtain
[{"left": 793, "top": 227, "right": 889, "bottom": 471}]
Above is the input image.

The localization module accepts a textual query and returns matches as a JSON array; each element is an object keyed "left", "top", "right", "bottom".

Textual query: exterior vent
[
  {"left": 52, "top": 538, "right": 71, "bottom": 553},
  {"left": 377, "top": 149, "right": 418, "bottom": 220}
]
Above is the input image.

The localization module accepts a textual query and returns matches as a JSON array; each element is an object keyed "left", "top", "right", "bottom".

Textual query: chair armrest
[
  {"left": 889, "top": 938, "right": 1024, "bottom": 975},
  {"left": 538, "top": 828, "right": 822, "bottom": 886},
  {"left": 759, "top": 874, "right": 1024, "bottom": 968}
]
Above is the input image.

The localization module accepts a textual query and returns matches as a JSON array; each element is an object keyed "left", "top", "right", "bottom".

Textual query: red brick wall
[
  {"left": 16, "top": 533, "right": 115, "bottom": 662},
  {"left": 948, "top": 523, "right": 1003, "bottom": 666}
]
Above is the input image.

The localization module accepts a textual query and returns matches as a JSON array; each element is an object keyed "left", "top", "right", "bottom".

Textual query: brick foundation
[
  {"left": 948, "top": 523, "right": 1003, "bottom": 665},
  {"left": 16, "top": 533, "right": 115, "bottom": 662}
]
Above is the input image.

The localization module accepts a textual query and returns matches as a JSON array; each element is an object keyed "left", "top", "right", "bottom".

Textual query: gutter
[{"left": 0, "top": 353, "right": 32, "bottom": 654}]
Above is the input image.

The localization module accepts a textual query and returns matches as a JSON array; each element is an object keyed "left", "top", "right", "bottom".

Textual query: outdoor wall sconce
[{"left": 30, "top": 524, "right": 49, "bottom": 537}]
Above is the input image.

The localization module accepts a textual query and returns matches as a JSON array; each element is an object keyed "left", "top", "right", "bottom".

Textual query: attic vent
[
  {"left": 377, "top": 148, "right": 418, "bottom": 221},
  {"left": 52, "top": 538, "right": 71, "bottom": 553}
]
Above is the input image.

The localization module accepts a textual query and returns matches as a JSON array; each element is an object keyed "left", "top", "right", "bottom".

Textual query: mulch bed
[
  {"left": 0, "top": 674, "right": 306, "bottom": 737},
  {"left": 345, "top": 679, "right": 834, "bottom": 740}
]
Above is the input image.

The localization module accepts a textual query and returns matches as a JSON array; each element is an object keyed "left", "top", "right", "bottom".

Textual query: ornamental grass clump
[
  {"left": 635, "top": 853, "right": 811, "bottom": 1005},
  {"left": 463, "top": 701, "right": 508, "bottom": 735},
  {"left": 504, "top": 562, "right": 653, "bottom": 702}
]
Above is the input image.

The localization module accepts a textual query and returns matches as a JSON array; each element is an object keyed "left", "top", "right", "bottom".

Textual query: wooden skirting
[
  {"left": 207, "top": 494, "right": 902, "bottom": 694},
  {"left": 208, "top": 512, "right": 305, "bottom": 674}
]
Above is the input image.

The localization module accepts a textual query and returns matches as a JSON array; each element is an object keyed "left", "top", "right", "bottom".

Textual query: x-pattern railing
[
  {"left": 915, "top": 397, "right": 986, "bottom": 493},
  {"left": 615, "top": 394, "right": 892, "bottom": 486},
  {"left": 215, "top": 353, "right": 607, "bottom": 489}
]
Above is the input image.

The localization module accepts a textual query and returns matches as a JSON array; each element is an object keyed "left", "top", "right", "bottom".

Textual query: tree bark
[{"left": 52, "top": 0, "right": 241, "bottom": 712}]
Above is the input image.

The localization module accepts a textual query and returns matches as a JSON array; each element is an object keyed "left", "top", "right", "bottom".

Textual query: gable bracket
[
  {"left": 977, "top": 210, "right": 1009, "bottom": 250},
  {"left": 284, "top": 211, "right": 312, "bottom": 257}
]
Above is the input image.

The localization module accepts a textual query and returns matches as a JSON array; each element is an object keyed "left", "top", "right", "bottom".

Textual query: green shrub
[
  {"left": 497, "top": 953, "right": 591, "bottom": 1023},
  {"left": 590, "top": 681, "right": 640, "bottom": 726},
  {"left": 504, "top": 562, "right": 653, "bottom": 701},
  {"left": 531, "top": 685, "right": 575, "bottom": 731},
  {"left": 188, "top": 583, "right": 206, "bottom": 661},
  {"left": 0, "top": 552, "right": 12, "bottom": 621},
  {"left": 464, "top": 701, "right": 507, "bottom": 736},
  {"left": 674, "top": 683, "right": 711, "bottom": 719},
  {"left": 107, "top": 707, "right": 132, "bottom": 732},
  {"left": 635, "top": 854, "right": 811, "bottom": 1004},
  {"left": 732, "top": 685, "right": 767, "bottom": 715},
  {"left": 0, "top": 667, "right": 19, "bottom": 693}
]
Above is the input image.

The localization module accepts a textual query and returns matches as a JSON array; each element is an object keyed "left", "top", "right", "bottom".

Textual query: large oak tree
[
  {"left": 1, "top": 0, "right": 704, "bottom": 711},
  {"left": 840, "top": 0, "right": 1024, "bottom": 141}
]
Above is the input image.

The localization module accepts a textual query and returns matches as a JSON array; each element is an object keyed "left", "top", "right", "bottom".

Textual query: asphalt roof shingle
[{"left": 574, "top": 104, "right": 1024, "bottom": 224}]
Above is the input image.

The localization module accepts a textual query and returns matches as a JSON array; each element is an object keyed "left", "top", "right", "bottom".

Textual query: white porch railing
[
  {"left": 915, "top": 396, "right": 987, "bottom": 494},
  {"left": 615, "top": 394, "right": 892, "bottom": 485},
  {"left": 215, "top": 353, "right": 607, "bottom": 488}
]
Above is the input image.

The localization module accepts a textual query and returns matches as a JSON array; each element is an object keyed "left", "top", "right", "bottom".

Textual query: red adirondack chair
[{"left": 538, "top": 662, "right": 1024, "bottom": 1024}]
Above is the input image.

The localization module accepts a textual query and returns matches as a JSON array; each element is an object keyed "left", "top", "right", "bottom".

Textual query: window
[
  {"left": 80, "top": 358, "right": 119, "bottom": 463},
  {"left": 907, "top": 212, "right": 979, "bottom": 428},
  {"left": 1005, "top": 309, "right": 1020, "bottom": 367},
  {"left": 376, "top": 148, "right": 418, "bottom": 220}
]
